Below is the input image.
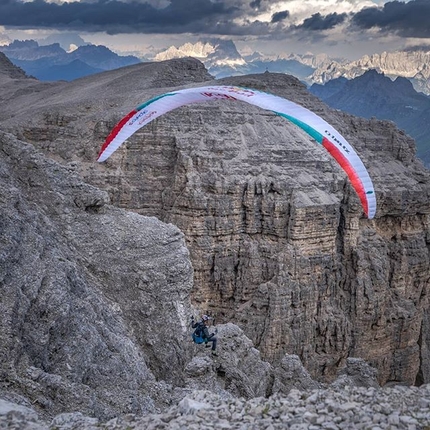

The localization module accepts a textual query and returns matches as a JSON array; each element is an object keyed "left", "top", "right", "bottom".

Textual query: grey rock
[
  {"left": 46, "top": 66, "right": 428, "bottom": 386},
  {"left": 1, "top": 55, "right": 430, "bottom": 426},
  {"left": 73, "top": 384, "right": 430, "bottom": 429},
  {"left": 50, "top": 412, "right": 99, "bottom": 429},
  {"left": 331, "top": 358, "right": 379, "bottom": 389},
  {"left": 184, "top": 323, "right": 271, "bottom": 399},
  {"left": 0, "top": 51, "right": 30, "bottom": 80},
  {"left": 0, "top": 127, "right": 291, "bottom": 423},
  {"left": 177, "top": 396, "right": 212, "bottom": 415},
  {"left": 272, "top": 354, "right": 321, "bottom": 394},
  {"left": 0, "top": 131, "right": 194, "bottom": 420},
  {"left": 0, "top": 398, "right": 45, "bottom": 429}
]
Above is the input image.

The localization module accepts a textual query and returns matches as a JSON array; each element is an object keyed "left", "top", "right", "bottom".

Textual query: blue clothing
[
  {"left": 191, "top": 319, "right": 217, "bottom": 350},
  {"left": 205, "top": 336, "right": 217, "bottom": 351}
]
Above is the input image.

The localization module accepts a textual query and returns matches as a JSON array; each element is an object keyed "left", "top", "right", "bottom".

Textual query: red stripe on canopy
[
  {"left": 98, "top": 109, "right": 138, "bottom": 160},
  {"left": 322, "top": 137, "right": 369, "bottom": 217}
]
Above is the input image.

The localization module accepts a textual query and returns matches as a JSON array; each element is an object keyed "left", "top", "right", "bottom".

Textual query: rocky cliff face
[
  {"left": 2, "top": 59, "right": 320, "bottom": 422},
  {"left": 1, "top": 57, "right": 429, "bottom": 393},
  {"left": 0, "top": 130, "right": 193, "bottom": 419},
  {"left": 1, "top": 128, "right": 295, "bottom": 421}
]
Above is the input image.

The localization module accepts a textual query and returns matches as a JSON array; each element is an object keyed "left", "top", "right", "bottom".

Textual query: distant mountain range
[
  {"left": 310, "top": 70, "right": 430, "bottom": 168},
  {"left": 1, "top": 37, "right": 428, "bottom": 167},
  {"left": 310, "top": 49, "right": 430, "bottom": 96},
  {"left": 0, "top": 39, "right": 140, "bottom": 81},
  {"left": 151, "top": 39, "right": 430, "bottom": 96},
  {"left": 2, "top": 37, "right": 430, "bottom": 95},
  {"left": 152, "top": 39, "right": 322, "bottom": 82}
]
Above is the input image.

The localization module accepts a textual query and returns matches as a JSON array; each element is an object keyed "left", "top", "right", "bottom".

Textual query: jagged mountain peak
[
  {"left": 0, "top": 39, "right": 141, "bottom": 81},
  {"left": 154, "top": 41, "right": 215, "bottom": 61},
  {"left": 7, "top": 39, "right": 40, "bottom": 49},
  {"left": 311, "top": 69, "right": 429, "bottom": 105},
  {"left": 154, "top": 38, "right": 243, "bottom": 63},
  {"left": 311, "top": 48, "right": 430, "bottom": 94},
  {"left": 341, "top": 69, "right": 421, "bottom": 98}
]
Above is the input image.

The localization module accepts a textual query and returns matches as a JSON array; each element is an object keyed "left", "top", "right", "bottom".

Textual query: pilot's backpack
[{"left": 192, "top": 324, "right": 205, "bottom": 344}]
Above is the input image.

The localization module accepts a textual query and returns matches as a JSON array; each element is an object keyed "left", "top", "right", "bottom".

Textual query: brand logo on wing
[
  {"left": 225, "top": 86, "right": 255, "bottom": 98},
  {"left": 324, "top": 130, "right": 350, "bottom": 154},
  {"left": 201, "top": 91, "right": 237, "bottom": 101},
  {"left": 129, "top": 110, "right": 157, "bottom": 126},
  {"left": 137, "top": 110, "right": 157, "bottom": 125},
  {"left": 205, "top": 86, "right": 256, "bottom": 98}
]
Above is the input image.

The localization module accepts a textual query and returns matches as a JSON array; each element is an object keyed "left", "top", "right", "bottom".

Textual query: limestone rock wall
[
  {"left": 0, "top": 131, "right": 195, "bottom": 419},
  {"left": 1, "top": 59, "right": 429, "bottom": 387},
  {"left": 84, "top": 73, "right": 430, "bottom": 385},
  {"left": 2, "top": 128, "right": 302, "bottom": 420}
]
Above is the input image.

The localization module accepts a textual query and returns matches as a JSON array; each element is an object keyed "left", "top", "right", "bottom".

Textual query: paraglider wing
[{"left": 97, "top": 85, "right": 376, "bottom": 219}]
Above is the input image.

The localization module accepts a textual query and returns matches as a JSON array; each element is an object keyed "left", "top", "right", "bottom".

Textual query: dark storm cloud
[
  {"left": 271, "top": 10, "right": 289, "bottom": 24},
  {"left": 351, "top": 0, "right": 430, "bottom": 38},
  {"left": 0, "top": 0, "right": 257, "bottom": 34},
  {"left": 249, "top": 0, "right": 262, "bottom": 9},
  {"left": 296, "top": 12, "right": 347, "bottom": 31},
  {"left": 249, "top": 0, "right": 277, "bottom": 12},
  {"left": 4, "top": 0, "right": 428, "bottom": 41}
]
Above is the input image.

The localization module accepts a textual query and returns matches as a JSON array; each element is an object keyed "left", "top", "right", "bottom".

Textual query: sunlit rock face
[
  {"left": 1, "top": 57, "right": 429, "bottom": 386},
  {"left": 311, "top": 50, "right": 430, "bottom": 95}
]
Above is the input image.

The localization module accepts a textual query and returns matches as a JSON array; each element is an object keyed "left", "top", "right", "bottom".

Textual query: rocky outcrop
[
  {"left": 2, "top": 128, "right": 338, "bottom": 420},
  {"left": 0, "top": 130, "right": 196, "bottom": 419},
  {"left": 83, "top": 70, "right": 430, "bottom": 385},
  {"left": 0, "top": 51, "right": 29, "bottom": 80},
  {"left": 184, "top": 323, "right": 273, "bottom": 399},
  {"left": 1, "top": 58, "right": 429, "bottom": 390},
  {"left": 330, "top": 357, "right": 380, "bottom": 390}
]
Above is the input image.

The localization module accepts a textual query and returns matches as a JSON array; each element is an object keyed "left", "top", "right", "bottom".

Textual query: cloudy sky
[{"left": 0, "top": 0, "right": 429, "bottom": 59}]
